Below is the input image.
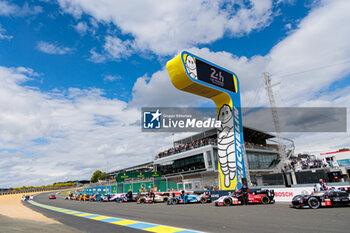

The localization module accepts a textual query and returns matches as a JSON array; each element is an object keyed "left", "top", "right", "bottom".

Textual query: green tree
[
  {"left": 338, "top": 148, "right": 349, "bottom": 151},
  {"left": 98, "top": 172, "right": 109, "bottom": 181},
  {"left": 90, "top": 170, "right": 102, "bottom": 183}
]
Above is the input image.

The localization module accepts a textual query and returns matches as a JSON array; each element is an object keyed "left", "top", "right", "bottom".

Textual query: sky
[{"left": 0, "top": 0, "right": 349, "bottom": 188}]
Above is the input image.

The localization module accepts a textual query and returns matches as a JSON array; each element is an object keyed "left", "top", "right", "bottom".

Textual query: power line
[{"left": 271, "top": 59, "right": 350, "bottom": 79}]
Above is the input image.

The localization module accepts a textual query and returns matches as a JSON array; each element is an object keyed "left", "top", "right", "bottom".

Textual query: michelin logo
[{"left": 143, "top": 109, "right": 162, "bottom": 129}]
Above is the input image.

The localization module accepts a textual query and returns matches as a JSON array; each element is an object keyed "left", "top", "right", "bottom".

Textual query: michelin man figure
[
  {"left": 218, "top": 104, "right": 236, "bottom": 188},
  {"left": 185, "top": 55, "right": 197, "bottom": 79}
]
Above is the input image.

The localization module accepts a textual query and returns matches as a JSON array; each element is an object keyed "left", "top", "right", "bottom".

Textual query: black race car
[{"left": 290, "top": 188, "right": 350, "bottom": 209}]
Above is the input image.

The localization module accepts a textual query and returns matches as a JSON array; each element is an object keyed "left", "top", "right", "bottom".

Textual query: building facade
[{"left": 153, "top": 127, "right": 281, "bottom": 190}]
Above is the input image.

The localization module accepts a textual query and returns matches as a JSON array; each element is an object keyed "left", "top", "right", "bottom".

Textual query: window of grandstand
[
  {"left": 247, "top": 153, "right": 278, "bottom": 170},
  {"left": 213, "top": 149, "right": 219, "bottom": 170},
  {"left": 158, "top": 154, "right": 205, "bottom": 175},
  {"left": 206, "top": 151, "right": 213, "bottom": 168}
]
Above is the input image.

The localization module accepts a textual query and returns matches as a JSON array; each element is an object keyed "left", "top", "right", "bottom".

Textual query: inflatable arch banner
[{"left": 166, "top": 51, "right": 246, "bottom": 191}]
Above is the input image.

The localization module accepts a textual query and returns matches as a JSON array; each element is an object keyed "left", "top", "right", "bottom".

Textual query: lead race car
[
  {"left": 215, "top": 189, "right": 275, "bottom": 206},
  {"left": 290, "top": 187, "right": 350, "bottom": 209}
]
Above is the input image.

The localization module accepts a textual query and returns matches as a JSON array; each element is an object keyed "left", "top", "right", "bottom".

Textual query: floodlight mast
[{"left": 263, "top": 72, "right": 288, "bottom": 170}]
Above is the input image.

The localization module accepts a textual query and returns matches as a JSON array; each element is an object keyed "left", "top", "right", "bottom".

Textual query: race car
[
  {"left": 167, "top": 192, "right": 211, "bottom": 205},
  {"left": 214, "top": 189, "right": 275, "bottom": 206},
  {"left": 49, "top": 194, "right": 56, "bottom": 199},
  {"left": 290, "top": 188, "right": 350, "bottom": 209},
  {"left": 82, "top": 194, "right": 90, "bottom": 201},
  {"left": 89, "top": 194, "right": 109, "bottom": 202},
  {"left": 137, "top": 194, "right": 169, "bottom": 204},
  {"left": 109, "top": 193, "right": 127, "bottom": 202},
  {"left": 67, "top": 195, "right": 77, "bottom": 200}
]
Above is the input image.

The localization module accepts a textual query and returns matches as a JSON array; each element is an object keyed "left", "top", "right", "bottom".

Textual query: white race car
[
  {"left": 109, "top": 193, "right": 126, "bottom": 202},
  {"left": 137, "top": 194, "right": 169, "bottom": 204},
  {"left": 214, "top": 195, "right": 241, "bottom": 206}
]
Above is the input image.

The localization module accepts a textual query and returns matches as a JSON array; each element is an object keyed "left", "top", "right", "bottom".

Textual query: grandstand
[
  {"left": 106, "top": 126, "right": 283, "bottom": 192},
  {"left": 153, "top": 127, "right": 280, "bottom": 190}
]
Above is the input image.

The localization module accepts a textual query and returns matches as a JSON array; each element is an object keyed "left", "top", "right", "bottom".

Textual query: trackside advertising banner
[
  {"left": 212, "top": 186, "right": 350, "bottom": 202},
  {"left": 268, "top": 186, "right": 350, "bottom": 202},
  {"left": 84, "top": 186, "right": 112, "bottom": 195}
]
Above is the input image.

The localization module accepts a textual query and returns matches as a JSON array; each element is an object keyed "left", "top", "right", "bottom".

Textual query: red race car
[
  {"left": 49, "top": 194, "right": 56, "bottom": 199},
  {"left": 215, "top": 189, "right": 275, "bottom": 206}
]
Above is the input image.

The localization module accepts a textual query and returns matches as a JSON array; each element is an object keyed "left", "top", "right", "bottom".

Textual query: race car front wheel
[
  {"left": 261, "top": 196, "right": 270, "bottom": 204},
  {"left": 140, "top": 198, "right": 145, "bottom": 204},
  {"left": 224, "top": 198, "right": 232, "bottom": 206},
  {"left": 308, "top": 197, "right": 320, "bottom": 209}
]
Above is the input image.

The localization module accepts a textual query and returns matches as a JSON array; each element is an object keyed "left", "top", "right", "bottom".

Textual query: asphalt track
[{"left": 27, "top": 192, "right": 350, "bottom": 233}]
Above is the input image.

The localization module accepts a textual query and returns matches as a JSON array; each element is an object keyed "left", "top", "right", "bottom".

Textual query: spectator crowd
[
  {"left": 288, "top": 157, "right": 339, "bottom": 171},
  {"left": 156, "top": 137, "right": 273, "bottom": 160},
  {"left": 156, "top": 137, "right": 217, "bottom": 159}
]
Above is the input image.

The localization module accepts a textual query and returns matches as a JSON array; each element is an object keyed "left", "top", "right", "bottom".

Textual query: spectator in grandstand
[
  {"left": 155, "top": 136, "right": 217, "bottom": 159},
  {"left": 322, "top": 158, "right": 329, "bottom": 167}
]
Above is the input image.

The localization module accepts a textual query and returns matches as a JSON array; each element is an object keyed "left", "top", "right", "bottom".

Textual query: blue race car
[{"left": 167, "top": 192, "right": 211, "bottom": 205}]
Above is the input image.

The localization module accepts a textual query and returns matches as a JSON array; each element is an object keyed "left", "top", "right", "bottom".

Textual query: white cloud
[
  {"left": 267, "top": 0, "right": 350, "bottom": 107},
  {"left": 0, "top": 0, "right": 16, "bottom": 16},
  {"left": 0, "top": 66, "right": 173, "bottom": 187},
  {"left": 0, "top": 1, "right": 42, "bottom": 17},
  {"left": 73, "top": 20, "right": 98, "bottom": 35},
  {"left": 88, "top": 48, "right": 107, "bottom": 63},
  {"left": 58, "top": 0, "right": 278, "bottom": 56},
  {"left": 0, "top": 24, "right": 12, "bottom": 40},
  {"left": 104, "top": 75, "right": 122, "bottom": 82},
  {"left": 103, "top": 36, "right": 133, "bottom": 59},
  {"left": 225, "top": 0, "right": 275, "bottom": 36},
  {"left": 73, "top": 21, "right": 88, "bottom": 35},
  {"left": 36, "top": 41, "right": 73, "bottom": 55},
  {"left": 88, "top": 36, "right": 134, "bottom": 62},
  {"left": 131, "top": 68, "right": 210, "bottom": 108}
]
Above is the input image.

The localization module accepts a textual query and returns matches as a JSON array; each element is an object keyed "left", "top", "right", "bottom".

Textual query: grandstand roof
[
  {"left": 320, "top": 149, "right": 350, "bottom": 155},
  {"left": 108, "top": 161, "right": 153, "bottom": 176}
]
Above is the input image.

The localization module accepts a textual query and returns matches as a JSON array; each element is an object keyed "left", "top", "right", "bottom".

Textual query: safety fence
[{"left": 83, "top": 180, "right": 182, "bottom": 195}]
